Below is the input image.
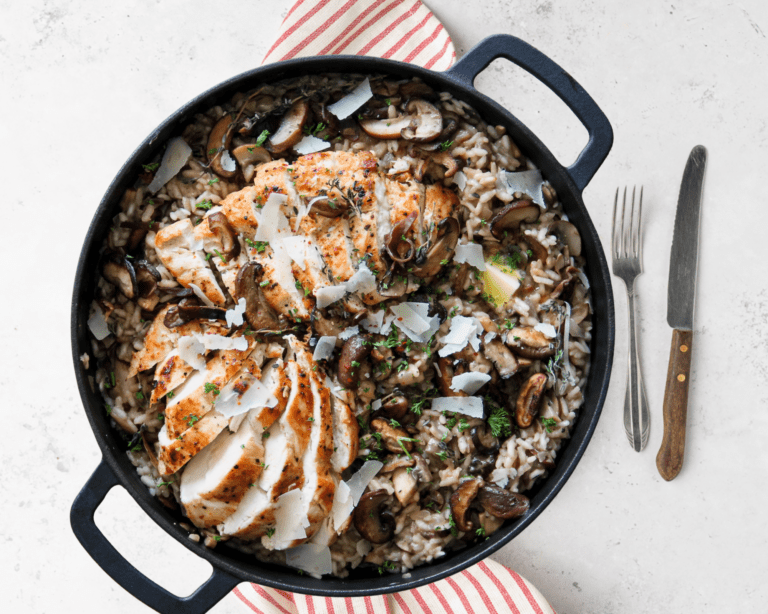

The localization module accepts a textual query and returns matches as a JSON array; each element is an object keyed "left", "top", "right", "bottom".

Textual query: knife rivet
[
  {"left": 677, "top": 374, "right": 686, "bottom": 382},
  {"left": 680, "top": 345, "right": 689, "bottom": 352}
]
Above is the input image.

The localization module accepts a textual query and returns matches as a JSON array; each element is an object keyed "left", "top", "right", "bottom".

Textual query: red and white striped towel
[
  {"left": 235, "top": 559, "right": 555, "bottom": 614},
  {"left": 263, "top": 0, "right": 456, "bottom": 70},
  {"left": 237, "top": 2, "right": 556, "bottom": 612}
]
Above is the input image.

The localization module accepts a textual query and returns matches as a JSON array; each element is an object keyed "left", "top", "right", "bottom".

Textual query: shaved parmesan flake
[
  {"left": 338, "top": 325, "right": 360, "bottom": 340},
  {"left": 315, "top": 284, "right": 348, "bottom": 309},
  {"left": 271, "top": 489, "right": 308, "bottom": 547},
  {"left": 327, "top": 78, "right": 372, "bottom": 120},
  {"left": 484, "top": 331, "right": 497, "bottom": 343},
  {"left": 220, "top": 150, "right": 236, "bottom": 172},
  {"left": 534, "top": 322, "right": 557, "bottom": 338},
  {"left": 380, "top": 313, "right": 396, "bottom": 335},
  {"left": 500, "top": 169, "right": 546, "bottom": 209},
  {"left": 491, "top": 467, "right": 510, "bottom": 488},
  {"left": 225, "top": 298, "right": 247, "bottom": 327},
  {"left": 87, "top": 303, "right": 110, "bottom": 340},
  {"left": 331, "top": 460, "right": 383, "bottom": 533},
  {"left": 450, "top": 372, "right": 491, "bottom": 395},
  {"left": 215, "top": 372, "right": 277, "bottom": 418},
  {"left": 431, "top": 396, "right": 484, "bottom": 418},
  {"left": 346, "top": 263, "right": 377, "bottom": 294},
  {"left": 360, "top": 310, "right": 385, "bottom": 334},
  {"left": 454, "top": 243, "right": 486, "bottom": 271},
  {"left": 285, "top": 544, "right": 332, "bottom": 576},
  {"left": 371, "top": 399, "right": 382, "bottom": 410},
  {"left": 189, "top": 283, "right": 215, "bottom": 307},
  {"left": 280, "top": 236, "right": 307, "bottom": 270},
  {"left": 438, "top": 316, "right": 484, "bottom": 357},
  {"left": 453, "top": 170, "right": 467, "bottom": 191},
  {"left": 312, "top": 336, "right": 337, "bottom": 361},
  {"left": 255, "top": 193, "right": 291, "bottom": 243},
  {"left": 391, "top": 303, "right": 430, "bottom": 334},
  {"left": 148, "top": 137, "right": 192, "bottom": 194},
  {"left": 194, "top": 333, "right": 248, "bottom": 352},
  {"left": 177, "top": 336, "right": 206, "bottom": 371},
  {"left": 294, "top": 135, "right": 331, "bottom": 155}
]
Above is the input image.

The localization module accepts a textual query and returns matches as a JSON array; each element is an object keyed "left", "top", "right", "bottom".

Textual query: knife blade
[{"left": 656, "top": 145, "right": 707, "bottom": 481}]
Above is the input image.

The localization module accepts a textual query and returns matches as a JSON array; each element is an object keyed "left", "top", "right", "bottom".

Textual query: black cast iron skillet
[{"left": 71, "top": 34, "right": 614, "bottom": 613}]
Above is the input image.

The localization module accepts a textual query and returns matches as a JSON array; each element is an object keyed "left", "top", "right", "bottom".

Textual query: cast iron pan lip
[{"left": 71, "top": 52, "right": 614, "bottom": 596}]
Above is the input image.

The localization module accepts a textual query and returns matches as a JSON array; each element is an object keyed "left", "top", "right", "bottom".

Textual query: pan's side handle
[
  {"left": 447, "top": 34, "right": 613, "bottom": 192},
  {"left": 71, "top": 460, "right": 240, "bottom": 614}
]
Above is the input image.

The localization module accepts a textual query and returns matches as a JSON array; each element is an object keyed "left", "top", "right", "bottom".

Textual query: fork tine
[
  {"left": 633, "top": 186, "right": 643, "bottom": 259},
  {"left": 620, "top": 186, "right": 627, "bottom": 257}
]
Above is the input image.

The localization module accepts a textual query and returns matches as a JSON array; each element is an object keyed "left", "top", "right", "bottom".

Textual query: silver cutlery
[
  {"left": 612, "top": 186, "right": 650, "bottom": 451},
  {"left": 657, "top": 146, "right": 707, "bottom": 480}
]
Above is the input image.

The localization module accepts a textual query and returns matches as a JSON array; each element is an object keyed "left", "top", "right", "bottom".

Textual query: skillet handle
[
  {"left": 446, "top": 34, "right": 613, "bottom": 192},
  {"left": 71, "top": 459, "right": 240, "bottom": 614}
]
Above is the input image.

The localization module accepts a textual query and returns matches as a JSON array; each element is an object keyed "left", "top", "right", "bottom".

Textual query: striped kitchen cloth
[
  {"left": 262, "top": 0, "right": 456, "bottom": 70},
  {"left": 235, "top": 558, "right": 555, "bottom": 614},
  {"left": 237, "top": 1, "right": 556, "bottom": 612}
]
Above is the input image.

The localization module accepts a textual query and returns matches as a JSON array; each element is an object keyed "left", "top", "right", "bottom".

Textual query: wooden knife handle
[{"left": 656, "top": 329, "right": 693, "bottom": 481}]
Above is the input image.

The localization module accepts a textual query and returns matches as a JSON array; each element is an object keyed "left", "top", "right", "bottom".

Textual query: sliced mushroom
[
  {"left": 306, "top": 195, "right": 347, "bottom": 218},
  {"left": 467, "top": 455, "right": 496, "bottom": 478},
  {"left": 206, "top": 212, "right": 241, "bottom": 260},
  {"left": 134, "top": 260, "right": 162, "bottom": 311},
  {"left": 437, "top": 357, "right": 466, "bottom": 398},
  {"left": 449, "top": 478, "right": 483, "bottom": 532},
  {"left": 483, "top": 339, "right": 519, "bottom": 379},
  {"left": 234, "top": 261, "right": 281, "bottom": 331},
  {"left": 102, "top": 253, "right": 137, "bottom": 299},
  {"left": 392, "top": 466, "right": 418, "bottom": 505},
  {"left": 163, "top": 303, "right": 227, "bottom": 328},
  {"left": 515, "top": 373, "right": 547, "bottom": 428},
  {"left": 267, "top": 99, "right": 310, "bottom": 153},
  {"left": 385, "top": 212, "right": 418, "bottom": 264},
  {"left": 119, "top": 220, "right": 152, "bottom": 250},
  {"left": 549, "top": 220, "right": 582, "bottom": 257},
  {"left": 411, "top": 454, "right": 432, "bottom": 484},
  {"left": 338, "top": 334, "right": 371, "bottom": 389},
  {"left": 470, "top": 426, "right": 500, "bottom": 456},
  {"left": 477, "top": 485, "right": 530, "bottom": 519},
  {"left": 550, "top": 265, "right": 579, "bottom": 301},
  {"left": 430, "top": 151, "right": 459, "bottom": 177},
  {"left": 490, "top": 199, "right": 540, "bottom": 239},
  {"left": 505, "top": 327, "right": 556, "bottom": 359},
  {"left": 412, "top": 217, "right": 460, "bottom": 278},
  {"left": 452, "top": 262, "right": 471, "bottom": 297},
  {"left": 381, "top": 455, "right": 415, "bottom": 473},
  {"left": 380, "top": 393, "right": 409, "bottom": 420},
  {"left": 141, "top": 426, "right": 159, "bottom": 470},
  {"left": 371, "top": 418, "right": 413, "bottom": 454},
  {"left": 400, "top": 99, "right": 443, "bottom": 142},
  {"left": 398, "top": 81, "right": 437, "bottom": 100},
  {"left": 353, "top": 490, "right": 395, "bottom": 543},
  {"left": 231, "top": 145, "right": 271, "bottom": 182},
  {"left": 359, "top": 98, "right": 442, "bottom": 142},
  {"left": 309, "top": 101, "right": 340, "bottom": 138},
  {"left": 207, "top": 115, "right": 236, "bottom": 179},
  {"left": 525, "top": 234, "right": 549, "bottom": 263}
]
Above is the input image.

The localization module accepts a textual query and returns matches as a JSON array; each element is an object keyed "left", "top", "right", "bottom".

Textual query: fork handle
[
  {"left": 624, "top": 288, "right": 650, "bottom": 451},
  {"left": 657, "top": 329, "right": 693, "bottom": 480}
]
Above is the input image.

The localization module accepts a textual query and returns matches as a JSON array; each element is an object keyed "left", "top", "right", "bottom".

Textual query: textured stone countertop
[{"left": 2, "top": 1, "right": 767, "bottom": 612}]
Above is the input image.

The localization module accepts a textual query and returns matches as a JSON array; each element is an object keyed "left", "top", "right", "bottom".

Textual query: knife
[{"left": 656, "top": 145, "right": 707, "bottom": 481}]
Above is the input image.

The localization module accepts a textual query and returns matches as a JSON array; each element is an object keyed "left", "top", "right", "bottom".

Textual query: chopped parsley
[
  {"left": 436, "top": 451, "right": 449, "bottom": 462},
  {"left": 255, "top": 129, "right": 270, "bottom": 147},
  {"left": 166, "top": 391, "right": 175, "bottom": 399},
  {"left": 263, "top": 431, "right": 271, "bottom": 439},
  {"left": 439, "top": 140, "right": 454, "bottom": 151},
  {"left": 204, "top": 382, "right": 220, "bottom": 395},
  {"left": 197, "top": 199, "right": 214, "bottom": 210},
  {"left": 208, "top": 147, "right": 220, "bottom": 156},
  {"left": 135, "top": 391, "right": 145, "bottom": 401},
  {"left": 214, "top": 248, "right": 227, "bottom": 263},
  {"left": 207, "top": 177, "right": 219, "bottom": 185},
  {"left": 266, "top": 528, "right": 276, "bottom": 538},
  {"left": 142, "top": 162, "right": 160, "bottom": 172},
  {"left": 351, "top": 360, "right": 361, "bottom": 368},
  {"left": 487, "top": 401, "right": 512, "bottom": 438},
  {"left": 187, "top": 415, "right": 200, "bottom": 427},
  {"left": 541, "top": 417, "right": 558, "bottom": 433},
  {"left": 475, "top": 527, "right": 486, "bottom": 537},
  {"left": 377, "top": 560, "right": 396, "bottom": 575},
  {"left": 157, "top": 480, "right": 174, "bottom": 488}
]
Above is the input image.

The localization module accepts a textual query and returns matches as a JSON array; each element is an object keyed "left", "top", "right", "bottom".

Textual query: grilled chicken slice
[
  {"left": 154, "top": 219, "right": 227, "bottom": 305},
  {"left": 150, "top": 350, "right": 194, "bottom": 404},
  {"left": 250, "top": 241, "right": 311, "bottom": 322},
  {"left": 328, "top": 388, "right": 359, "bottom": 474},
  {"left": 193, "top": 212, "right": 248, "bottom": 299},
  {"left": 263, "top": 339, "right": 335, "bottom": 549},
  {"left": 164, "top": 336, "right": 255, "bottom": 439},
  {"left": 218, "top": 342, "right": 315, "bottom": 539},
  {"left": 385, "top": 178, "right": 425, "bottom": 251},
  {"left": 158, "top": 410, "right": 229, "bottom": 475},
  {"left": 180, "top": 359, "right": 290, "bottom": 528},
  {"left": 422, "top": 183, "right": 460, "bottom": 242}
]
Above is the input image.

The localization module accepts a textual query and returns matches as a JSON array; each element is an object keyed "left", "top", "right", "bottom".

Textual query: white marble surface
[{"left": 2, "top": 1, "right": 767, "bottom": 612}]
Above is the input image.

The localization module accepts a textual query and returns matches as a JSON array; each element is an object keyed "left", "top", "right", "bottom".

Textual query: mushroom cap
[
  {"left": 412, "top": 216, "right": 460, "bottom": 278},
  {"left": 234, "top": 261, "right": 281, "bottom": 331},
  {"left": 515, "top": 372, "right": 548, "bottom": 428},
  {"left": 207, "top": 115, "right": 237, "bottom": 179},
  {"left": 449, "top": 478, "right": 483, "bottom": 532},
  {"left": 353, "top": 490, "right": 395, "bottom": 544},
  {"left": 549, "top": 220, "right": 582, "bottom": 257},
  {"left": 267, "top": 99, "right": 310, "bottom": 153},
  {"left": 102, "top": 253, "right": 137, "bottom": 299},
  {"left": 400, "top": 99, "right": 443, "bottom": 142},
  {"left": 489, "top": 199, "right": 540, "bottom": 239},
  {"left": 231, "top": 145, "right": 271, "bottom": 182},
  {"left": 505, "top": 327, "right": 556, "bottom": 360},
  {"left": 163, "top": 302, "right": 227, "bottom": 328},
  {"left": 370, "top": 418, "right": 412, "bottom": 454},
  {"left": 337, "top": 334, "right": 372, "bottom": 389},
  {"left": 477, "top": 485, "right": 530, "bottom": 519},
  {"left": 359, "top": 115, "right": 412, "bottom": 140},
  {"left": 385, "top": 211, "right": 418, "bottom": 264},
  {"left": 206, "top": 212, "right": 241, "bottom": 260}
]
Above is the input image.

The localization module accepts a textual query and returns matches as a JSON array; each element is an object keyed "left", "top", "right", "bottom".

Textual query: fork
[{"left": 612, "top": 187, "right": 650, "bottom": 452}]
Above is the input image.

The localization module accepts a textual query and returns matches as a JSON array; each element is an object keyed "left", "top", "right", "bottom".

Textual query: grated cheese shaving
[
  {"left": 225, "top": 298, "right": 247, "bottom": 328},
  {"left": 450, "top": 372, "right": 491, "bottom": 395},
  {"left": 315, "top": 284, "right": 348, "bottom": 309},
  {"left": 177, "top": 336, "right": 206, "bottom": 371},
  {"left": 453, "top": 242, "right": 486, "bottom": 271},
  {"left": 312, "top": 336, "right": 337, "bottom": 361},
  {"left": 255, "top": 193, "right": 291, "bottom": 243},
  {"left": 215, "top": 372, "right": 277, "bottom": 418},
  {"left": 194, "top": 333, "right": 248, "bottom": 352},
  {"left": 345, "top": 263, "right": 377, "bottom": 294},
  {"left": 220, "top": 150, "right": 236, "bottom": 172},
  {"left": 534, "top": 322, "right": 557, "bottom": 339},
  {"left": 327, "top": 78, "right": 372, "bottom": 120},
  {"left": 285, "top": 544, "right": 333, "bottom": 576},
  {"left": 391, "top": 303, "right": 430, "bottom": 334},
  {"left": 279, "top": 236, "right": 308, "bottom": 270},
  {"left": 147, "top": 137, "right": 192, "bottom": 194},
  {"left": 293, "top": 135, "right": 331, "bottom": 155},
  {"left": 500, "top": 169, "right": 546, "bottom": 209},
  {"left": 431, "top": 396, "right": 484, "bottom": 418},
  {"left": 87, "top": 302, "right": 110, "bottom": 340},
  {"left": 438, "top": 316, "right": 484, "bottom": 357},
  {"left": 188, "top": 283, "right": 215, "bottom": 307},
  {"left": 338, "top": 325, "right": 360, "bottom": 340}
]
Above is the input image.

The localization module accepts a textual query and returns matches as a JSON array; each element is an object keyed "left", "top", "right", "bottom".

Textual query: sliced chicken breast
[
  {"left": 150, "top": 349, "right": 194, "bottom": 404},
  {"left": 158, "top": 410, "right": 229, "bottom": 475},
  {"left": 328, "top": 389, "right": 359, "bottom": 474},
  {"left": 154, "top": 219, "right": 227, "bottom": 306}
]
